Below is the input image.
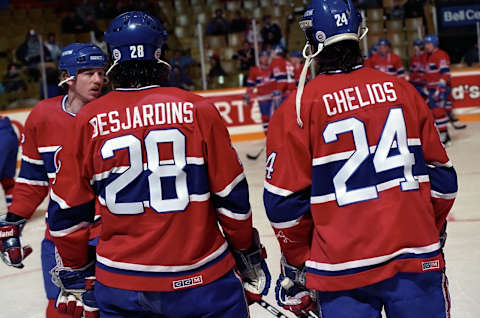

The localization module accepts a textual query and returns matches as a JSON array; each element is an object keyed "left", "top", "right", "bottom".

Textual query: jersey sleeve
[
  {"left": 47, "top": 115, "right": 96, "bottom": 268},
  {"left": 415, "top": 89, "right": 457, "bottom": 230},
  {"left": 0, "top": 120, "right": 18, "bottom": 208},
  {"left": 197, "top": 103, "right": 253, "bottom": 251},
  {"left": 9, "top": 112, "right": 49, "bottom": 219},
  {"left": 263, "top": 96, "right": 314, "bottom": 266}
]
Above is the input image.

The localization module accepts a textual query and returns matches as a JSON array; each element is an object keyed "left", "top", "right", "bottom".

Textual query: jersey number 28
[{"left": 101, "top": 129, "right": 188, "bottom": 214}]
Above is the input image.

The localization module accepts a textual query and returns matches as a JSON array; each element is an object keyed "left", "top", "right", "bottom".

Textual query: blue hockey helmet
[
  {"left": 378, "top": 38, "right": 390, "bottom": 47},
  {"left": 299, "top": 0, "right": 365, "bottom": 50},
  {"left": 259, "top": 50, "right": 270, "bottom": 57},
  {"left": 424, "top": 34, "right": 439, "bottom": 47},
  {"left": 412, "top": 39, "right": 423, "bottom": 47},
  {"left": 105, "top": 11, "right": 167, "bottom": 64},
  {"left": 58, "top": 43, "right": 107, "bottom": 78}
]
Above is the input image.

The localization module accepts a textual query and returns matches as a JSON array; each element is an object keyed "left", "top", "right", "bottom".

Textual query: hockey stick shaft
[
  {"left": 255, "top": 300, "right": 289, "bottom": 318},
  {"left": 246, "top": 147, "right": 264, "bottom": 160}
]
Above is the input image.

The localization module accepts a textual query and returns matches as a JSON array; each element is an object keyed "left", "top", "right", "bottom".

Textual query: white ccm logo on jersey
[{"left": 172, "top": 275, "right": 203, "bottom": 289}]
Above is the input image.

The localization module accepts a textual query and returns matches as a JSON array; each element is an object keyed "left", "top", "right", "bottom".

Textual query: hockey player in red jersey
[
  {"left": 245, "top": 50, "right": 275, "bottom": 133},
  {"left": 365, "top": 38, "right": 405, "bottom": 78},
  {"left": 0, "top": 43, "right": 107, "bottom": 318},
  {"left": 270, "top": 45, "right": 295, "bottom": 110},
  {"left": 424, "top": 34, "right": 465, "bottom": 143},
  {"left": 47, "top": 11, "right": 270, "bottom": 318},
  {"left": 408, "top": 39, "right": 426, "bottom": 96},
  {"left": 0, "top": 116, "right": 18, "bottom": 209},
  {"left": 265, "top": 1, "right": 457, "bottom": 317}
]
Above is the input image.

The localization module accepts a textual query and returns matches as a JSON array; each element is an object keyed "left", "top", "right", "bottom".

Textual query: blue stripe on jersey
[
  {"left": 91, "top": 164, "right": 211, "bottom": 204},
  {"left": 306, "top": 249, "right": 441, "bottom": 277},
  {"left": 264, "top": 187, "right": 311, "bottom": 223},
  {"left": 247, "top": 81, "right": 255, "bottom": 87},
  {"left": 312, "top": 145, "right": 428, "bottom": 197},
  {"left": 47, "top": 199, "right": 95, "bottom": 231},
  {"left": 274, "top": 74, "right": 288, "bottom": 81},
  {"left": 428, "top": 165, "right": 457, "bottom": 194},
  {"left": 96, "top": 247, "right": 230, "bottom": 277},
  {"left": 213, "top": 178, "right": 250, "bottom": 214},
  {"left": 439, "top": 67, "right": 450, "bottom": 74},
  {"left": 40, "top": 150, "right": 60, "bottom": 174},
  {"left": 18, "top": 160, "right": 49, "bottom": 182}
]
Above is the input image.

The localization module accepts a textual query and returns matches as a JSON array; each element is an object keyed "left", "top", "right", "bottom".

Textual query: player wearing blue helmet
[
  {"left": 1, "top": 42, "right": 106, "bottom": 318},
  {"left": 47, "top": 11, "right": 271, "bottom": 318},
  {"left": 265, "top": 1, "right": 456, "bottom": 317}
]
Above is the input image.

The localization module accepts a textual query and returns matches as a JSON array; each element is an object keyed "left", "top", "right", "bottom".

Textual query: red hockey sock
[{"left": 46, "top": 299, "right": 72, "bottom": 318}]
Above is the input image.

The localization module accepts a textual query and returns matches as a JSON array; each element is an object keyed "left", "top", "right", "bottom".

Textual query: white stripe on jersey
[
  {"left": 38, "top": 146, "right": 61, "bottom": 153},
  {"left": 16, "top": 177, "right": 49, "bottom": 186},
  {"left": 431, "top": 190, "right": 457, "bottom": 200},
  {"left": 217, "top": 208, "right": 251, "bottom": 221},
  {"left": 49, "top": 221, "right": 90, "bottom": 237},
  {"left": 96, "top": 241, "right": 229, "bottom": 272},
  {"left": 313, "top": 138, "right": 421, "bottom": 166},
  {"left": 215, "top": 173, "right": 245, "bottom": 198},
  {"left": 306, "top": 242, "right": 441, "bottom": 272},
  {"left": 270, "top": 216, "right": 302, "bottom": 229},
  {"left": 21, "top": 155, "right": 44, "bottom": 165},
  {"left": 50, "top": 188, "right": 71, "bottom": 209},
  {"left": 311, "top": 175, "right": 430, "bottom": 204},
  {"left": 190, "top": 193, "right": 210, "bottom": 201},
  {"left": 264, "top": 180, "right": 293, "bottom": 197}
]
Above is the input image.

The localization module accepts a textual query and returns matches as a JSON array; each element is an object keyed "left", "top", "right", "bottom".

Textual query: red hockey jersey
[
  {"left": 264, "top": 67, "right": 457, "bottom": 292},
  {"left": 270, "top": 56, "right": 295, "bottom": 96},
  {"left": 48, "top": 86, "right": 253, "bottom": 292},
  {"left": 9, "top": 95, "right": 77, "bottom": 240},
  {"left": 409, "top": 52, "right": 426, "bottom": 86},
  {"left": 424, "top": 48, "right": 451, "bottom": 90},
  {"left": 247, "top": 65, "right": 275, "bottom": 101},
  {"left": 365, "top": 52, "right": 405, "bottom": 78}
]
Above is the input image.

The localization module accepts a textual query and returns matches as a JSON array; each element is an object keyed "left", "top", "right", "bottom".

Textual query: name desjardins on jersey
[{"left": 89, "top": 102, "right": 194, "bottom": 138}]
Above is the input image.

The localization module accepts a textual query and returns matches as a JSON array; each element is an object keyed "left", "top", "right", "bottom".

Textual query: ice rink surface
[{"left": 1, "top": 122, "right": 479, "bottom": 318}]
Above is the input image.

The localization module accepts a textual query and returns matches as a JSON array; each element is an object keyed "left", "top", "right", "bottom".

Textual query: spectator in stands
[
  {"left": 389, "top": 0, "right": 407, "bottom": 20},
  {"left": 92, "top": 29, "right": 108, "bottom": 55},
  {"left": 76, "top": 0, "right": 95, "bottom": 26},
  {"left": 245, "top": 22, "right": 263, "bottom": 48},
  {"left": 169, "top": 50, "right": 197, "bottom": 73},
  {"left": 2, "top": 63, "right": 27, "bottom": 93},
  {"left": 16, "top": 29, "right": 51, "bottom": 82},
  {"left": 61, "top": 11, "right": 88, "bottom": 33},
  {"left": 95, "top": 0, "right": 109, "bottom": 19},
  {"left": 206, "top": 9, "right": 230, "bottom": 36},
  {"left": 208, "top": 54, "right": 227, "bottom": 79},
  {"left": 261, "top": 15, "right": 282, "bottom": 47},
  {"left": 464, "top": 43, "right": 479, "bottom": 66},
  {"left": 230, "top": 10, "right": 249, "bottom": 33},
  {"left": 355, "top": 0, "right": 382, "bottom": 8},
  {"left": 169, "top": 65, "right": 194, "bottom": 90},
  {"left": 44, "top": 33, "right": 62, "bottom": 63},
  {"left": 404, "top": 0, "right": 426, "bottom": 18},
  {"left": 234, "top": 41, "right": 255, "bottom": 71},
  {"left": 40, "top": 67, "right": 61, "bottom": 99}
]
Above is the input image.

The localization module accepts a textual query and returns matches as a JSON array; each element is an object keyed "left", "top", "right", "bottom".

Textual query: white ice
[{"left": 1, "top": 122, "right": 479, "bottom": 318}]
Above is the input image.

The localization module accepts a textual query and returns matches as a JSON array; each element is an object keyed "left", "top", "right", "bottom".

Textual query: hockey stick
[
  {"left": 255, "top": 300, "right": 288, "bottom": 318},
  {"left": 255, "top": 299, "right": 320, "bottom": 318},
  {"left": 246, "top": 147, "right": 264, "bottom": 160}
]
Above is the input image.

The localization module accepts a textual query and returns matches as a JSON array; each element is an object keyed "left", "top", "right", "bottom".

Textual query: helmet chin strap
[
  {"left": 295, "top": 42, "right": 323, "bottom": 127},
  {"left": 157, "top": 58, "right": 172, "bottom": 70},
  {"left": 57, "top": 75, "right": 75, "bottom": 87}
]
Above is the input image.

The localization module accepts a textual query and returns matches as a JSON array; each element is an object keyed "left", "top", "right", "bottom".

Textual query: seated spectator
[
  {"left": 230, "top": 10, "right": 249, "bottom": 33},
  {"left": 389, "top": 0, "right": 407, "bottom": 20},
  {"left": 245, "top": 22, "right": 263, "bottom": 48},
  {"left": 404, "top": 0, "right": 425, "bottom": 18},
  {"left": 168, "top": 65, "right": 194, "bottom": 90},
  {"left": 169, "top": 50, "right": 197, "bottom": 73},
  {"left": 233, "top": 41, "right": 255, "bottom": 71},
  {"left": 76, "top": 0, "right": 95, "bottom": 25},
  {"left": 206, "top": 9, "right": 230, "bottom": 36},
  {"left": 44, "top": 33, "right": 62, "bottom": 63},
  {"left": 41, "top": 66, "right": 61, "bottom": 99},
  {"left": 208, "top": 54, "right": 227, "bottom": 79},
  {"left": 2, "top": 63, "right": 27, "bottom": 93},
  {"left": 16, "top": 29, "right": 51, "bottom": 81},
  {"left": 61, "top": 11, "right": 88, "bottom": 33},
  {"left": 261, "top": 15, "right": 282, "bottom": 47}
]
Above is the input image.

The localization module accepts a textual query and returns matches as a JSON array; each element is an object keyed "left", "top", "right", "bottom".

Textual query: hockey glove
[
  {"left": 276, "top": 256, "right": 317, "bottom": 317},
  {"left": 271, "top": 90, "right": 283, "bottom": 110},
  {"left": 0, "top": 214, "right": 33, "bottom": 268},
  {"left": 51, "top": 262, "right": 99, "bottom": 318},
  {"left": 232, "top": 228, "right": 271, "bottom": 304}
]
